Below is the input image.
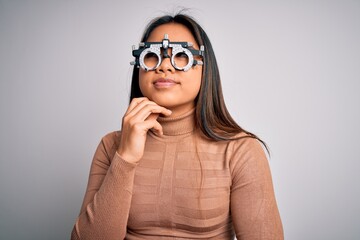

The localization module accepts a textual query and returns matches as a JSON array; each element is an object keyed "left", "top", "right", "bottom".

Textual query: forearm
[
  {"left": 71, "top": 153, "right": 137, "bottom": 240},
  {"left": 231, "top": 185, "right": 283, "bottom": 240}
]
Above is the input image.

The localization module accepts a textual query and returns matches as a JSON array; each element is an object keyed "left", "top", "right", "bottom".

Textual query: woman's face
[{"left": 139, "top": 23, "right": 202, "bottom": 117}]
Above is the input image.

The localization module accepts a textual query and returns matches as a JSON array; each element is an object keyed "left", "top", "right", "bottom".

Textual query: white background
[{"left": 0, "top": 0, "right": 359, "bottom": 239}]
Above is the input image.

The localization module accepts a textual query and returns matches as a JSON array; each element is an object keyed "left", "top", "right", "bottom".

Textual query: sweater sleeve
[
  {"left": 229, "top": 137, "right": 284, "bottom": 240},
  {"left": 71, "top": 132, "right": 137, "bottom": 240}
]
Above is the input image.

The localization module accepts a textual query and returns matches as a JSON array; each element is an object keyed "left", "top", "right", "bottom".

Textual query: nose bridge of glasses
[
  {"left": 158, "top": 48, "right": 174, "bottom": 71},
  {"left": 161, "top": 47, "right": 172, "bottom": 60},
  {"left": 160, "top": 34, "right": 170, "bottom": 59}
]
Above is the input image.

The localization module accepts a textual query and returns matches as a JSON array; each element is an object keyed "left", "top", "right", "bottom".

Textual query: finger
[
  {"left": 126, "top": 99, "right": 157, "bottom": 117},
  {"left": 126, "top": 100, "right": 171, "bottom": 120},
  {"left": 125, "top": 97, "right": 148, "bottom": 114},
  {"left": 150, "top": 119, "right": 163, "bottom": 136},
  {"left": 133, "top": 104, "right": 172, "bottom": 122},
  {"left": 135, "top": 117, "right": 163, "bottom": 135}
]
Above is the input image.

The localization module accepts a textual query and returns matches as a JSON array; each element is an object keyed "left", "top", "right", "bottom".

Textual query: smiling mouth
[{"left": 153, "top": 78, "right": 178, "bottom": 88}]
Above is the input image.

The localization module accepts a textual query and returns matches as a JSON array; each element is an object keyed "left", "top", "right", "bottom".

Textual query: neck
[
  {"left": 157, "top": 108, "right": 196, "bottom": 136},
  {"left": 162, "top": 102, "right": 196, "bottom": 119}
]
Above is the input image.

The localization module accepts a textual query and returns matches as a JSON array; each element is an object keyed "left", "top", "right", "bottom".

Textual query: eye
[
  {"left": 143, "top": 52, "right": 159, "bottom": 69},
  {"left": 175, "top": 52, "right": 188, "bottom": 58},
  {"left": 173, "top": 51, "right": 189, "bottom": 68},
  {"left": 144, "top": 52, "right": 158, "bottom": 61}
]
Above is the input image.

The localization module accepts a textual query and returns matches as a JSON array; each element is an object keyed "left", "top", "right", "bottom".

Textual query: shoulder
[
  {"left": 196, "top": 130, "right": 265, "bottom": 152},
  {"left": 227, "top": 132, "right": 269, "bottom": 173},
  {"left": 96, "top": 130, "right": 121, "bottom": 156},
  {"left": 230, "top": 132, "right": 266, "bottom": 155},
  {"left": 101, "top": 130, "right": 120, "bottom": 145}
]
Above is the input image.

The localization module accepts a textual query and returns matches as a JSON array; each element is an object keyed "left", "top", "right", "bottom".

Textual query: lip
[{"left": 153, "top": 78, "right": 178, "bottom": 88}]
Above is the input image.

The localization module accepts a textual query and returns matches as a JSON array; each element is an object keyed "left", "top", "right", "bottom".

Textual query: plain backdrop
[{"left": 1, "top": 0, "right": 359, "bottom": 239}]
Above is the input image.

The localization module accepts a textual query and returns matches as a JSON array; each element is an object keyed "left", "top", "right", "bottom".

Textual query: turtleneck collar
[{"left": 156, "top": 108, "right": 196, "bottom": 136}]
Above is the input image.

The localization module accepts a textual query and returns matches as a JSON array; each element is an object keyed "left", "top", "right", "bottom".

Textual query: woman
[{"left": 71, "top": 13, "right": 283, "bottom": 240}]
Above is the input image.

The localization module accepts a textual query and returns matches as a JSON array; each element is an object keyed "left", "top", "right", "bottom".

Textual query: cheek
[
  {"left": 193, "top": 78, "right": 202, "bottom": 95},
  {"left": 182, "top": 71, "right": 202, "bottom": 100},
  {"left": 192, "top": 71, "right": 202, "bottom": 94},
  {"left": 138, "top": 71, "right": 150, "bottom": 95}
]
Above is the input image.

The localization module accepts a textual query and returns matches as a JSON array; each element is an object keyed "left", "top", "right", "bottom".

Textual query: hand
[{"left": 117, "top": 97, "right": 172, "bottom": 164}]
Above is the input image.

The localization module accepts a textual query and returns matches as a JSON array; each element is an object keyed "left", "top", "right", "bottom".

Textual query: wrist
[{"left": 116, "top": 150, "right": 140, "bottom": 164}]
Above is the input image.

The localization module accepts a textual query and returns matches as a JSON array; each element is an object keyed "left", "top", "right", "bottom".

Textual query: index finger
[{"left": 126, "top": 97, "right": 148, "bottom": 114}]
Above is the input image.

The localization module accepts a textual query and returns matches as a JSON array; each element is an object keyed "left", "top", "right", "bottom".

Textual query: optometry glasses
[{"left": 130, "top": 34, "right": 205, "bottom": 72}]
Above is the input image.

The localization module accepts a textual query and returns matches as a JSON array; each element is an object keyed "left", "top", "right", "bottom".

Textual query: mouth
[{"left": 153, "top": 78, "right": 178, "bottom": 88}]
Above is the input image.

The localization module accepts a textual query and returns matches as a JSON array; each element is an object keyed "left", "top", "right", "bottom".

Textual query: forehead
[{"left": 147, "top": 23, "right": 199, "bottom": 48}]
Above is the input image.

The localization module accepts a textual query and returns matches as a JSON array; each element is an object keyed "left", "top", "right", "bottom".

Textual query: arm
[
  {"left": 71, "top": 132, "right": 137, "bottom": 240},
  {"left": 71, "top": 98, "right": 172, "bottom": 240},
  {"left": 230, "top": 137, "right": 284, "bottom": 240}
]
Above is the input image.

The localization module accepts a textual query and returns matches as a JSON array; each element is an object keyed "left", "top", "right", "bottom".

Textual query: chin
[
  {"left": 153, "top": 99, "right": 177, "bottom": 108},
  {"left": 147, "top": 94, "right": 178, "bottom": 107}
]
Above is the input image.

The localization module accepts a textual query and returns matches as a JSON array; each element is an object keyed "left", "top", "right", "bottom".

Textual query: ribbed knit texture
[{"left": 71, "top": 109, "right": 283, "bottom": 240}]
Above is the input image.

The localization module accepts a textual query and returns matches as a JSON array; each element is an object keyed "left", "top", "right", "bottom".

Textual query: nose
[{"left": 155, "top": 49, "right": 175, "bottom": 74}]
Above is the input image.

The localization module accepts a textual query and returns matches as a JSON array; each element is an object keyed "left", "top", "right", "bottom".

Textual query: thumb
[{"left": 147, "top": 114, "right": 163, "bottom": 135}]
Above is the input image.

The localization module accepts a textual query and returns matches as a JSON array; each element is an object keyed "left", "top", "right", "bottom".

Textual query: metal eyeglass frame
[{"left": 130, "top": 34, "right": 205, "bottom": 72}]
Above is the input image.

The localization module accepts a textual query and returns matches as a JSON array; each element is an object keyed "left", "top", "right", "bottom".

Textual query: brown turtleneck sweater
[{"left": 71, "top": 109, "right": 283, "bottom": 239}]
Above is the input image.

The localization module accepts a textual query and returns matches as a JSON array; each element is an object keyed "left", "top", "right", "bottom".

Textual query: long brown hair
[{"left": 130, "top": 13, "right": 268, "bottom": 151}]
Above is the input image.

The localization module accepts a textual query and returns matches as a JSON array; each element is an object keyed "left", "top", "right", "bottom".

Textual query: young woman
[{"left": 71, "top": 14, "right": 283, "bottom": 240}]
